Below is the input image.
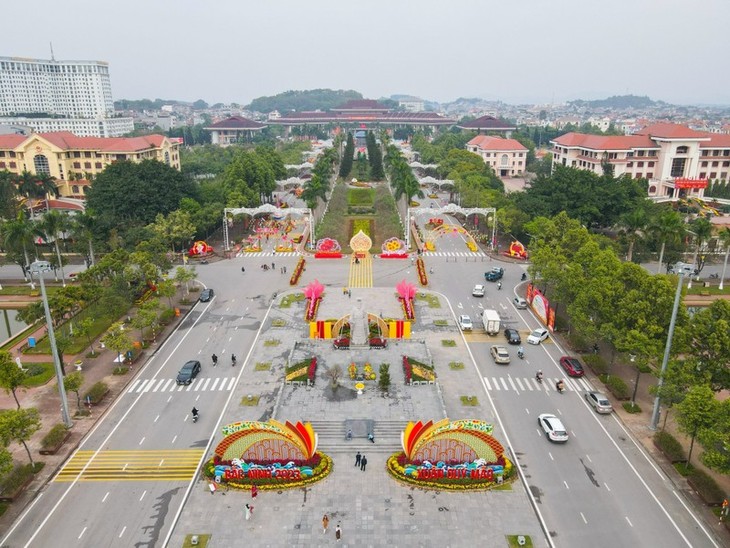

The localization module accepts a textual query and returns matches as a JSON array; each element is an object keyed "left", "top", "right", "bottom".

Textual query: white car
[
  {"left": 472, "top": 284, "right": 485, "bottom": 297},
  {"left": 527, "top": 328, "right": 549, "bottom": 345},
  {"left": 490, "top": 345, "right": 511, "bottom": 364},
  {"left": 458, "top": 315, "right": 473, "bottom": 331},
  {"left": 513, "top": 297, "right": 528, "bottom": 309},
  {"left": 538, "top": 413, "right": 569, "bottom": 443}
]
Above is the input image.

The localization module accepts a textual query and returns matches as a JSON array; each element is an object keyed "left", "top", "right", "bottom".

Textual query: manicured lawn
[
  {"left": 347, "top": 188, "right": 374, "bottom": 206},
  {"left": 0, "top": 285, "right": 61, "bottom": 296},
  {"left": 21, "top": 362, "right": 55, "bottom": 387}
]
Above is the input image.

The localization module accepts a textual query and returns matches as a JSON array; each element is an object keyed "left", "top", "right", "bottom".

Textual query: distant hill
[
  {"left": 247, "top": 89, "right": 363, "bottom": 113},
  {"left": 569, "top": 95, "right": 665, "bottom": 109},
  {"left": 114, "top": 98, "right": 208, "bottom": 111}
]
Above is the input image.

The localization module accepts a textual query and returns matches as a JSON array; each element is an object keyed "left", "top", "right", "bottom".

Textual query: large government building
[{"left": 0, "top": 56, "right": 133, "bottom": 137}]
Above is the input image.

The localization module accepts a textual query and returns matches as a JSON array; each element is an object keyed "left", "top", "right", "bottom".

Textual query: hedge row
[
  {"left": 654, "top": 431, "right": 686, "bottom": 462},
  {"left": 598, "top": 374, "right": 629, "bottom": 399},
  {"left": 41, "top": 424, "right": 68, "bottom": 450},
  {"left": 84, "top": 381, "right": 109, "bottom": 405}
]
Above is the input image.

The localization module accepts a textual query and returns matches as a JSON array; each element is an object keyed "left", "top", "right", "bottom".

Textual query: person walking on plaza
[
  {"left": 360, "top": 455, "right": 367, "bottom": 471},
  {"left": 245, "top": 503, "right": 253, "bottom": 520},
  {"left": 355, "top": 452, "right": 361, "bottom": 467},
  {"left": 335, "top": 523, "right": 342, "bottom": 542},
  {"left": 322, "top": 513, "right": 329, "bottom": 534},
  {"left": 251, "top": 484, "right": 258, "bottom": 500}
]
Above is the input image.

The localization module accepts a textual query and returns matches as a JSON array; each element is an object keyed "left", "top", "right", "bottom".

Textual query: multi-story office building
[
  {"left": 551, "top": 123, "right": 730, "bottom": 200},
  {"left": 0, "top": 56, "right": 133, "bottom": 137},
  {"left": 466, "top": 135, "right": 528, "bottom": 178}
]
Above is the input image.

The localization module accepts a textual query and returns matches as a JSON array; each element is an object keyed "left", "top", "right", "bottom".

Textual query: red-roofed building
[
  {"left": 466, "top": 136, "right": 528, "bottom": 178},
  {"left": 204, "top": 116, "right": 267, "bottom": 146},
  {"left": 0, "top": 131, "right": 180, "bottom": 199},
  {"left": 551, "top": 123, "right": 730, "bottom": 200},
  {"left": 457, "top": 116, "right": 516, "bottom": 137}
]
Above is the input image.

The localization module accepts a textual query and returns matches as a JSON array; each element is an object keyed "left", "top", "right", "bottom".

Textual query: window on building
[
  {"left": 702, "top": 161, "right": 708, "bottom": 167},
  {"left": 648, "top": 162, "right": 654, "bottom": 167},
  {"left": 0, "top": 151, "right": 5, "bottom": 157},
  {"left": 500, "top": 154, "right": 509, "bottom": 167},
  {"left": 713, "top": 150, "right": 720, "bottom": 157},
  {"left": 95, "top": 162, "right": 102, "bottom": 169},
  {"left": 638, "top": 162, "right": 644, "bottom": 167},
  {"left": 33, "top": 154, "right": 50, "bottom": 175},
  {"left": 72, "top": 185, "right": 79, "bottom": 194},
  {"left": 627, "top": 162, "right": 633, "bottom": 168},
  {"left": 627, "top": 152, "right": 634, "bottom": 157},
  {"left": 712, "top": 161, "right": 719, "bottom": 167},
  {"left": 723, "top": 150, "right": 730, "bottom": 156},
  {"left": 700, "top": 172, "right": 707, "bottom": 179},
  {"left": 636, "top": 173, "right": 643, "bottom": 179},
  {"left": 637, "top": 150, "right": 645, "bottom": 157},
  {"left": 670, "top": 158, "right": 686, "bottom": 178},
  {"left": 73, "top": 151, "right": 81, "bottom": 158},
  {"left": 676, "top": 146, "right": 689, "bottom": 154},
  {"left": 710, "top": 172, "right": 717, "bottom": 179},
  {"left": 9, "top": 162, "right": 16, "bottom": 168},
  {"left": 647, "top": 173, "right": 653, "bottom": 179},
  {"left": 0, "top": 162, "right": 5, "bottom": 168},
  {"left": 73, "top": 162, "right": 81, "bottom": 169},
  {"left": 724, "top": 161, "right": 730, "bottom": 167},
  {"left": 164, "top": 151, "right": 170, "bottom": 165}
]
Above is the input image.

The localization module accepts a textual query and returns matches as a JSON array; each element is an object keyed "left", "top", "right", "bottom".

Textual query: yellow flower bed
[
  {"left": 466, "top": 241, "right": 477, "bottom": 252},
  {"left": 363, "top": 363, "right": 376, "bottom": 380},
  {"left": 276, "top": 245, "right": 294, "bottom": 252},
  {"left": 425, "top": 241, "right": 435, "bottom": 251},
  {"left": 412, "top": 365, "right": 435, "bottom": 381},
  {"left": 286, "top": 366, "right": 307, "bottom": 382},
  {"left": 349, "top": 363, "right": 357, "bottom": 379},
  {"left": 386, "top": 454, "right": 514, "bottom": 491}
]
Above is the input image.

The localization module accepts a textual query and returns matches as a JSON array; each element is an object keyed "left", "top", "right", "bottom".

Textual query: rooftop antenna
[{"left": 49, "top": 42, "right": 55, "bottom": 61}]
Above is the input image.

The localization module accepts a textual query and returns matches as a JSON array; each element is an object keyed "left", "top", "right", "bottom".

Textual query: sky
[{"left": 2, "top": 0, "right": 729, "bottom": 107}]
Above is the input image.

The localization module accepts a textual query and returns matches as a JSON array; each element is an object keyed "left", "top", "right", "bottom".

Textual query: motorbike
[
  {"left": 535, "top": 372, "right": 543, "bottom": 383},
  {"left": 517, "top": 349, "right": 524, "bottom": 359},
  {"left": 710, "top": 273, "right": 719, "bottom": 279},
  {"left": 556, "top": 382, "right": 565, "bottom": 393},
  {"left": 192, "top": 409, "right": 199, "bottom": 423},
  {"left": 231, "top": 354, "right": 237, "bottom": 366},
  {"left": 521, "top": 273, "right": 527, "bottom": 281}
]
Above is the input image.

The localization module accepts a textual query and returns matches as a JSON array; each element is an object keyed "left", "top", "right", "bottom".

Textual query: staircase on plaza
[{"left": 307, "top": 420, "right": 407, "bottom": 454}]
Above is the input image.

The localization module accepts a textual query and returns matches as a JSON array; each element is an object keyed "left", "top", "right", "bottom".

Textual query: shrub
[
  {"left": 41, "top": 424, "right": 69, "bottom": 450},
  {"left": 159, "top": 308, "right": 175, "bottom": 324},
  {"left": 0, "top": 462, "right": 44, "bottom": 496},
  {"left": 378, "top": 363, "right": 391, "bottom": 392},
  {"left": 566, "top": 332, "right": 590, "bottom": 353},
  {"left": 113, "top": 366, "right": 129, "bottom": 375},
  {"left": 653, "top": 431, "right": 686, "bottom": 462},
  {"left": 582, "top": 354, "right": 608, "bottom": 375},
  {"left": 84, "top": 381, "right": 109, "bottom": 405},
  {"left": 687, "top": 468, "right": 725, "bottom": 505},
  {"left": 600, "top": 375, "right": 629, "bottom": 399}
]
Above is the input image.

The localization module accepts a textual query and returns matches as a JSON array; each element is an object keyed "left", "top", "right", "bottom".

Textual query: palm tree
[
  {"left": 649, "top": 210, "right": 684, "bottom": 274},
  {"left": 618, "top": 207, "right": 648, "bottom": 262},
  {"left": 0, "top": 213, "right": 40, "bottom": 288},
  {"left": 689, "top": 217, "right": 713, "bottom": 275},
  {"left": 38, "top": 210, "right": 70, "bottom": 285},
  {"left": 12, "top": 171, "right": 58, "bottom": 219},
  {"left": 718, "top": 227, "right": 730, "bottom": 290},
  {"left": 69, "top": 212, "right": 97, "bottom": 266}
]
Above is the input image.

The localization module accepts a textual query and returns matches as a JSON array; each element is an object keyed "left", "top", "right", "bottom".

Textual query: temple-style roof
[
  {"left": 332, "top": 99, "right": 390, "bottom": 112},
  {"left": 457, "top": 115, "right": 516, "bottom": 131},
  {"left": 205, "top": 116, "right": 266, "bottom": 130},
  {"left": 269, "top": 110, "right": 455, "bottom": 126}
]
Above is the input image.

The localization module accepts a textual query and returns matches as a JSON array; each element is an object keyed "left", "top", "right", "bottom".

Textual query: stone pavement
[{"left": 168, "top": 287, "right": 545, "bottom": 547}]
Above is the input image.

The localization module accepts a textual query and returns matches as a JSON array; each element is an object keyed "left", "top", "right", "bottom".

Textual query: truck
[{"left": 482, "top": 309, "right": 501, "bottom": 335}]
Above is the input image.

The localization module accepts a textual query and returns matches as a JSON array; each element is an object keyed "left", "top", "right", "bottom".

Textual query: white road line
[
  {"left": 102, "top": 492, "right": 109, "bottom": 503},
  {"left": 186, "top": 382, "right": 194, "bottom": 392},
  {"left": 499, "top": 378, "right": 508, "bottom": 390},
  {"left": 161, "top": 379, "right": 173, "bottom": 392},
  {"left": 201, "top": 378, "right": 211, "bottom": 391},
  {"left": 625, "top": 516, "right": 633, "bottom": 527},
  {"left": 167, "top": 395, "right": 172, "bottom": 402},
  {"left": 152, "top": 379, "right": 165, "bottom": 392},
  {"left": 514, "top": 377, "right": 525, "bottom": 391},
  {"left": 178, "top": 384, "right": 185, "bottom": 391},
  {"left": 143, "top": 380, "right": 154, "bottom": 393},
  {"left": 586, "top": 454, "right": 592, "bottom": 462},
  {"left": 210, "top": 378, "right": 220, "bottom": 391},
  {"left": 78, "top": 527, "right": 87, "bottom": 540},
  {"left": 119, "top": 526, "right": 126, "bottom": 538},
  {"left": 171, "top": 435, "right": 177, "bottom": 444},
  {"left": 219, "top": 378, "right": 228, "bottom": 391},
  {"left": 139, "top": 437, "right": 145, "bottom": 446},
  {"left": 135, "top": 379, "right": 150, "bottom": 393},
  {"left": 507, "top": 377, "right": 517, "bottom": 391},
  {"left": 227, "top": 377, "right": 236, "bottom": 390},
  {"left": 159, "top": 459, "right": 164, "bottom": 467},
  {"left": 491, "top": 377, "right": 500, "bottom": 390},
  {"left": 154, "top": 415, "right": 159, "bottom": 423},
  {"left": 194, "top": 379, "right": 203, "bottom": 391},
  {"left": 604, "top": 482, "right": 611, "bottom": 491},
  {"left": 563, "top": 481, "right": 569, "bottom": 489},
  {"left": 580, "top": 512, "right": 587, "bottom": 524},
  {"left": 128, "top": 380, "right": 141, "bottom": 393},
  {"left": 139, "top": 490, "right": 146, "bottom": 501}
]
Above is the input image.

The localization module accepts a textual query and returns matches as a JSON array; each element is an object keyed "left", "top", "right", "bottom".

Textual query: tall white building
[{"left": 0, "top": 56, "right": 133, "bottom": 137}]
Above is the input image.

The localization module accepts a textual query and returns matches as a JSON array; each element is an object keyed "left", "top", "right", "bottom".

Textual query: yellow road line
[{"left": 348, "top": 254, "right": 373, "bottom": 288}]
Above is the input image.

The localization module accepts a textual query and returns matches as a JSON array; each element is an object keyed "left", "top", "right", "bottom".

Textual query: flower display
[
  {"left": 416, "top": 257, "right": 428, "bottom": 286},
  {"left": 349, "top": 363, "right": 357, "bottom": 380},
  {"left": 466, "top": 240, "right": 478, "bottom": 252},
  {"left": 308, "top": 357, "right": 317, "bottom": 384},
  {"left": 290, "top": 257, "right": 306, "bottom": 285},
  {"left": 363, "top": 363, "right": 376, "bottom": 381},
  {"left": 381, "top": 237, "right": 406, "bottom": 254},
  {"left": 402, "top": 356, "right": 412, "bottom": 384},
  {"left": 315, "top": 238, "right": 341, "bottom": 253}
]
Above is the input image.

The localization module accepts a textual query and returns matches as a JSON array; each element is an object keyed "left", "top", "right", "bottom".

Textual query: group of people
[
  {"left": 534, "top": 370, "right": 565, "bottom": 392},
  {"left": 211, "top": 353, "right": 235, "bottom": 367}
]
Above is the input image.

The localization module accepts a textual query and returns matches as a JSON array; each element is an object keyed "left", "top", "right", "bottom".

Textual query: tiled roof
[
  {"left": 206, "top": 116, "right": 266, "bottom": 130},
  {"left": 702, "top": 134, "right": 730, "bottom": 148},
  {"left": 269, "top": 111, "right": 455, "bottom": 125},
  {"left": 636, "top": 123, "right": 710, "bottom": 140},
  {"left": 467, "top": 136, "right": 527, "bottom": 151},
  {"left": 0, "top": 131, "right": 171, "bottom": 152},
  {"left": 552, "top": 132, "right": 657, "bottom": 150},
  {"left": 458, "top": 115, "right": 516, "bottom": 130},
  {"left": 332, "top": 99, "right": 389, "bottom": 111}
]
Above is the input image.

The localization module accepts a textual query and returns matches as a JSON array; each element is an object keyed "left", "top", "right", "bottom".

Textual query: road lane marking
[
  {"left": 128, "top": 380, "right": 141, "bottom": 392},
  {"left": 102, "top": 492, "right": 109, "bottom": 502},
  {"left": 499, "top": 378, "right": 508, "bottom": 390},
  {"left": 139, "top": 437, "right": 145, "bottom": 445},
  {"left": 143, "top": 380, "right": 154, "bottom": 393},
  {"left": 210, "top": 378, "right": 220, "bottom": 391},
  {"left": 161, "top": 379, "right": 173, "bottom": 392},
  {"left": 79, "top": 527, "right": 87, "bottom": 539},
  {"left": 152, "top": 379, "right": 165, "bottom": 392},
  {"left": 625, "top": 516, "right": 633, "bottom": 527},
  {"left": 140, "top": 490, "right": 146, "bottom": 501},
  {"left": 483, "top": 377, "right": 491, "bottom": 390},
  {"left": 227, "top": 377, "right": 236, "bottom": 390},
  {"left": 154, "top": 415, "right": 159, "bottom": 423},
  {"left": 580, "top": 512, "right": 587, "bottom": 524},
  {"left": 172, "top": 435, "right": 177, "bottom": 444},
  {"left": 507, "top": 377, "right": 517, "bottom": 391},
  {"left": 119, "top": 526, "right": 126, "bottom": 538},
  {"left": 514, "top": 377, "right": 525, "bottom": 391},
  {"left": 604, "top": 482, "right": 611, "bottom": 491},
  {"left": 563, "top": 481, "right": 569, "bottom": 489},
  {"left": 135, "top": 379, "right": 150, "bottom": 393}
]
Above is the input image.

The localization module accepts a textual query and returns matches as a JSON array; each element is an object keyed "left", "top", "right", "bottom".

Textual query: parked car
[
  {"left": 176, "top": 360, "right": 201, "bottom": 385},
  {"left": 369, "top": 337, "right": 387, "bottom": 349},
  {"left": 527, "top": 328, "right": 549, "bottom": 345},
  {"left": 504, "top": 328, "right": 521, "bottom": 345},
  {"left": 484, "top": 267, "right": 505, "bottom": 282},
  {"left": 513, "top": 297, "right": 528, "bottom": 309},
  {"left": 472, "top": 284, "right": 485, "bottom": 297},
  {"left": 490, "top": 345, "right": 511, "bottom": 364},
  {"left": 585, "top": 391, "right": 613, "bottom": 414},
  {"left": 538, "top": 413, "right": 569, "bottom": 443},
  {"left": 333, "top": 337, "right": 350, "bottom": 349},
  {"left": 559, "top": 356, "right": 585, "bottom": 377},
  {"left": 458, "top": 315, "right": 473, "bottom": 331},
  {"left": 199, "top": 288, "right": 214, "bottom": 302}
]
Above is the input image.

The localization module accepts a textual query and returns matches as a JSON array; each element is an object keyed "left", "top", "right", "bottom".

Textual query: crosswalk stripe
[
  {"left": 227, "top": 377, "right": 236, "bottom": 390},
  {"left": 508, "top": 377, "right": 517, "bottom": 391},
  {"left": 500, "top": 378, "right": 509, "bottom": 390},
  {"left": 482, "top": 376, "right": 594, "bottom": 393},
  {"left": 514, "top": 377, "right": 525, "bottom": 391},
  {"left": 136, "top": 379, "right": 149, "bottom": 393},
  {"left": 201, "top": 378, "right": 211, "bottom": 391},
  {"left": 484, "top": 377, "right": 491, "bottom": 390},
  {"left": 128, "top": 377, "right": 237, "bottom": 394},
  {"left": 161, "top": 379, "right": 173, "bottom": 392},
  {"left": 152, "top": 379, "right": 165, "bottom": 392},
  {"left": 210, "top": 378, "right": 220, "bottom": 391},
  {"left": 128, "top": 380, "right": 141, "bottom": 392}
]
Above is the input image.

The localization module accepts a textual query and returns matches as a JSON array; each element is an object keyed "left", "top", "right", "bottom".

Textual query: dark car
[
  {"left": 176, "top": 360, "right": 202, "bottom": 385},
  {"left": 333, "top": 337, "right": 350, "bottom": 349},
  {"left": 559, "top": 356, "right": 585, "bottom": 377},
  {"left": 369, "top": 337, "right": 387, "bottom": 349},
  {"left": 504, "top": 328, "right": 521, "bottom": 345},
  {"left": 485, "top": 267, "right": 505, "bottom": 282},
  {"left": 199, "top": 288, "right": 214, "bottom": 302}
]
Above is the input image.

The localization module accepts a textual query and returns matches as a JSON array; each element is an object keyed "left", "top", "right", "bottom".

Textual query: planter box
[
  {"left": 688, "top": 475, "right": 725, "bottom": 506},
  {"left": 652, "top": 439, "right": 687, "bottom": 464},
  {"left": 39, "top": 431, "right": 71, "bottom": 455},
  {"left": 314, "top": 252, "right": 342, "bottom": 259},
  {"left": 379, "top": 254, "right": 408, "bottom": 259},
  {"left": 0, "top": 474, "right": 34, "bottom": 503}
]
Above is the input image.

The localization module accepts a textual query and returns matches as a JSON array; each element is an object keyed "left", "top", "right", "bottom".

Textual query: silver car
[
  {"left": 585, "top": 391, "right": 613, "bottom": 414},
  {"left": 490, "top": 345, "right": 511, "bottom": 364},
  {"left": 513, "top": 297, "right": 528, "bottom": 309}
]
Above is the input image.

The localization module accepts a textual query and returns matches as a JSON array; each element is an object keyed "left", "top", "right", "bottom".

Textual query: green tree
[
  {"left": 378, "top": 363, "right": 391, "bottom": 393},
  {"left": 12, "top": 171, "right": 58, "bottom": 219},
  {"left": 649, "top": 360, "right": 698, "bottom": 431},
  {"left": 0, "top": 170, "right": 19, "bottom": 219},
  {"left": 689, "top": 217, "right": 713, "bottom": 275},
  {"left": 174, "top": 266, "right": 197, "bottom": 296},
  {"left": 0, "top": 350, "right": 26, "bottom": 409},
  {"left": 617, "top": 206, "right": 648, "bottom": 262},
  {"left": 339, "top": 132, "right": 354, "bottom": 179},
  {"left": 648, "top": 209, "right": 684, "bottom": 274},
  {"left": 675, "top": 384, "right": 718, "bottom": 465},
  {"left": 148, "top": 210, "right": 197, "bottom": 253},
  {"left": 76, "top": 317, "right": 97, "bottom": 356},
  {"left": 53, "top": 333, "right": 73, "bottom": 376},
  {"left": 0, "top": 212, "right": 40, "bottom": 286},
  {"left": 101, "top": 322, "right": 133, "bottom": 364},
  {"left": 0, "top": 407, "right": 41, "bottom": 466},
  {"left": 684, "top": 300, "right": 730, "bottom": 391},
  {"left": 64, "top": 371, "right": 84, "bottom": 411},
  {"left": 157, "top": 279, "right": 177, "bottom": 309}
]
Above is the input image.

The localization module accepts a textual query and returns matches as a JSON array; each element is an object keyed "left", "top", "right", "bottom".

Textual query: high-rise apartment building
[{"left": 0, "top": 55, "right": 133, "bottom": 137}]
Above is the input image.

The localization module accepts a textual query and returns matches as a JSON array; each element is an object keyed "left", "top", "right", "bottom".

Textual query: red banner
[{"left": 675, "top": 178, "right": 707, "bottom": 189}]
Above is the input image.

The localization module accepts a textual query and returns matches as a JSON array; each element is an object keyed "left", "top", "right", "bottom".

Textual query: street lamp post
[
  {"left": 649, "top": 267, "right": 685, "bottom": 430},
  {"left": 30, "top": 260, "right": 73, "bottom": 428}
]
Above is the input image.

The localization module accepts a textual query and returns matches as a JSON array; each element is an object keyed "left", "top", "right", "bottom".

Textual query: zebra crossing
[
  {"left": 484, "top": 375, "right": 594, "bottom": 393},
  {"left": 236, "top": 251, "right": 300, "bottom": 257},
  {"left": 421, "top": 251, "right": 487, "bottom": 257},
  {"left": 126, "top": 376, "right": 237, "bottom": 394}
]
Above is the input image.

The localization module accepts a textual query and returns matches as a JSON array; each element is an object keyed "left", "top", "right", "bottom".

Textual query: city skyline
[{"left": 2, "top": 0, "right": 729, "bottom": 107}]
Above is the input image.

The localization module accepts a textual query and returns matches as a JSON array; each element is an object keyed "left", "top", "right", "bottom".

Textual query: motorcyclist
[
  {"left": 212, "top": 353, "right": 218, "bottom": 366},
  {"left": 517, "top": 346, "right": 524, "bottom": 359},
  {"left": 556, "top": 379, "right": 565, "bottom": 392},
  {"left": 497, "top": 281, "right": 502, "bottom": 290},
  {"left": 536, "top": 370, "right": 543, "bottom": 382},
  {"left": 521, "top": 273, "right": 527, "bottom": 281},
  {"left": 231, "top": 353, "right": 237, "bottom": 366},
  {"left": 192, "top": 407, "right": 199, "bottom": 419}
]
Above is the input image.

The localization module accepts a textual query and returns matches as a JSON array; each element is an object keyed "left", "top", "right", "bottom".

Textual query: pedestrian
[
  {"left": 355, "top": 452, "right": 361, "bottom": 467},
  {"left": 335, "top": 523, "right": 341, "bottom": 542},
  {"left": 322, "top": 513, "right": 329, "bottom": 534},
  {"left": 360, "top": 455, "right": 367, "bottom": 471},
  {"left": 241, "top": 266, "right": 245, "bottom": 273},
  {"left": 283, "top": 266, "right": 287, "bottom": 274},
  {"left": 251, "top": 484, "right": 258, "bottom": 500},
  {"left": 272, "top": 262, "right": 275, "bottom": 270},
  {"left": 208, "top": 482, "right": 217, "bottom": 495},
  {"left": 348, "top": 289, "right": 352, "bottom": 298},
  {"left": 245, "top": 503, "right": 253, "bottom": 520}
]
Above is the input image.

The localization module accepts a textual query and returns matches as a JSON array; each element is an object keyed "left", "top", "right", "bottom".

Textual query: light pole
[
  {"left": 30, "top": 260, "right": 73, "bottom": 428},
  {"left": 685, "top": 229, "right": 699, "bottom": 289},
  {"left": 649, "top": 266, "right": 685, "bottom": 430}
]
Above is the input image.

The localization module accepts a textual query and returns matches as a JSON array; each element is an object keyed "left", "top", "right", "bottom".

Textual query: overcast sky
[{"left": 2, "top": 0, "right": 729, "bottom": 107}]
